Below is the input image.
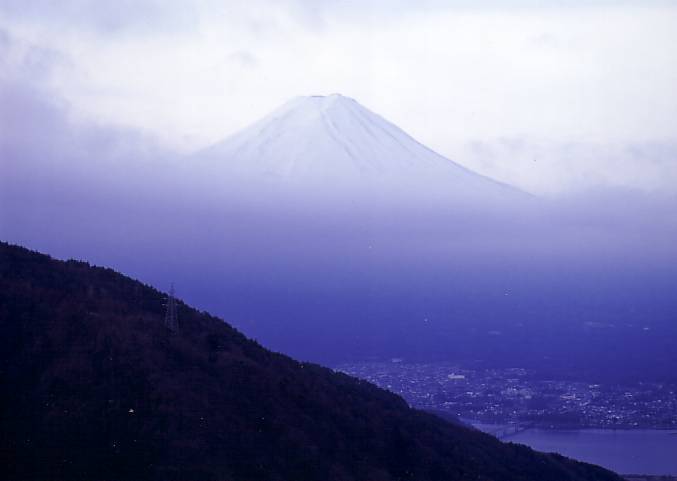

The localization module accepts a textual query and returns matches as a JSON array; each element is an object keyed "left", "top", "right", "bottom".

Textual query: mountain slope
[
  {"left": 192, "top": 94, "right": 525, "bottom": 202},
  {"left": 0, "top": 241, "right": 620, "bottom": 481}
]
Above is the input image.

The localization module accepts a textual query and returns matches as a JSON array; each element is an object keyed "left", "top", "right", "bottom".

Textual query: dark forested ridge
[{"left": 0, "top": 241, "right": 622, "bottom": 481}]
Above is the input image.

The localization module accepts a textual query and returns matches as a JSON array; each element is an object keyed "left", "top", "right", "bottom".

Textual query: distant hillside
[{"left": 0, "top": 241, "right": 622, "bottom": 481}]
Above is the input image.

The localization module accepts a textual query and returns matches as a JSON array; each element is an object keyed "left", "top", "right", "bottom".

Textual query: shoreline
[{"left": 464, "top": 420, "right": 677, "bottom": 432}]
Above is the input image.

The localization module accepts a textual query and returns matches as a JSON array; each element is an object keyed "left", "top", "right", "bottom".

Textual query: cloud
[
  {"left": 445, "top": 138, "right": 677, "bottom": 195},
  {"left": 0, "top": 29, "right": 172, "bottom": 200},
  {"left": 528, "top": 32, "right": 560, "bottom": 49},
  {"left": 0, "top": 0, "right": 197, "bottom": 36},
  {"left": 227, "top": 50, "right": 259, "bottom": 69},
  {"left": 1, "top": 2, "right": 677, "bottom": 194}
]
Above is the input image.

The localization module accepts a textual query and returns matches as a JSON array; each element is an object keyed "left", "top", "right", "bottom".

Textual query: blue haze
[{"left": 1, "top": 72, "right": 676, "bottom": 382}]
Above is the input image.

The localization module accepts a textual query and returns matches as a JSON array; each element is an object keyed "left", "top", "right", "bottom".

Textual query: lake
[{"left": 473, "top": 424, "right": 677, "bottom": 476}]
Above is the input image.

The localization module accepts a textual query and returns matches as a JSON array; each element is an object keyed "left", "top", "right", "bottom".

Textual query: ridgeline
[{"left": 0, "top": 242, "right": 622, "bottom": 481}]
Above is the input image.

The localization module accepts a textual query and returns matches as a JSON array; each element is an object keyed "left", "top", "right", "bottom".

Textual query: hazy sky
[
  {"left": 2, "top": 2, "right": 676, "bottom": 370},
  {"left": 1, "top": 0, "right": 676, "bottom": 194}
]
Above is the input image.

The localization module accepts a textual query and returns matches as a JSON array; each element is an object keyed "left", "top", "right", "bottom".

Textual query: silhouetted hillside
[{"left": 0, "top": 241, "right": 622, "bottom": 481}]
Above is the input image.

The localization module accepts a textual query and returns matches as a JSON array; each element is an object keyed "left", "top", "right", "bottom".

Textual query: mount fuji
[{"left": 191, "top": 94, "right": 526, "bottom": 204}]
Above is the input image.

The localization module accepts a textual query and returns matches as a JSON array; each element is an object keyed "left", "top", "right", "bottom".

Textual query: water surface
[{"left": 473, "top": 425, "right": 677, "bottom": 475}]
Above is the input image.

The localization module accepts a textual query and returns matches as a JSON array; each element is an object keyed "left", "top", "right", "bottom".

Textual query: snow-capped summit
[{"left": 193, "top": 94, "right": 524, "bottom": 202}]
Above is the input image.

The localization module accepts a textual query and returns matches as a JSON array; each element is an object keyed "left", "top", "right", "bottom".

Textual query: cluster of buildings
[{"left": 336, "top": 361, "right": 677, "bottom": 429}]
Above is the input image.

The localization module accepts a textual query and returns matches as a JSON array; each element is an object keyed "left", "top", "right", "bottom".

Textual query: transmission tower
[{"left": 164, "top": 284, "right": 179, "bottom": 334}]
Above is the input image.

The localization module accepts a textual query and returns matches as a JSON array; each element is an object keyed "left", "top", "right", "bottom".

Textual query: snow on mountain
[{"left": 191, "top": 94, "right": 525, "bottom": 203}]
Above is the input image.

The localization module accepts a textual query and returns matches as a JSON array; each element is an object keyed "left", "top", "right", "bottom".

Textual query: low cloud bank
[{"left": 2, "top": 52, "right": 676, "bottom": 380}]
